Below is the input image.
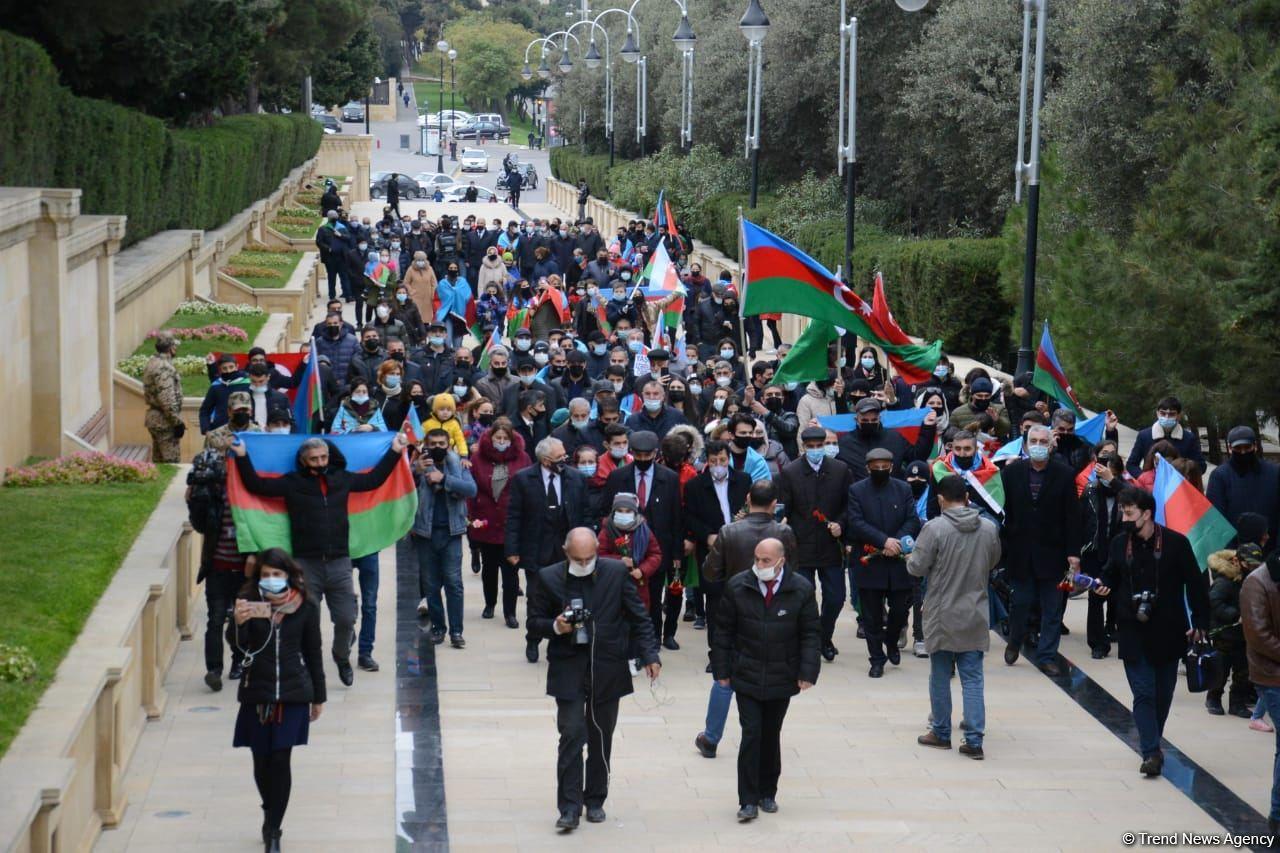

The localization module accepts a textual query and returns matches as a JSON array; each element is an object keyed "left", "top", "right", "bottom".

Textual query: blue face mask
[
  {"left": 643, "top": 398, "right": 662, "bottom": 413},
  {"left": 861, "top": 357, "right": 876, "bottom": 369},
  {"left": 385, "top": 375, "right": 401, "bottom": 389},
  {"left": 1157, "top": 416, "right": 1178, "bottom": 431},
  {"left": 628, "top": 340, "right": 644, "bottom": 353},
  {"left": 1027, "top": 444, "right": 1051, "bottom": 462},
  {"left": 593, "top": 343, "right": 607, "bottom": 355},
  {"left": 259, "top": 576, "right": 288, "bottom": 595},
  {"left": 578, "top": 463, "right": 597, "bottom": 477},
  {"left": 823, "top": 444, "right": 839, "bottom": 458},
  {"left": 804, "top": 448, "right": 826, "bottom": 465}
]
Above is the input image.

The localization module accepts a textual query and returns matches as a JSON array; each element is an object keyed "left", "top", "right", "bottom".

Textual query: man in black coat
[
  {"left": 505, "top": 437, "right": 587, "bottom": 663},
  {"left": 836, "top": 397, "right": 939, "bottom": 482},
  {"left": 1097, "top": 487, "right": 1209, "bottom": 778},
  {"left": 711, "top": 537, "right": 820, "bottom": 822},
  {"left": 529, "top": 528, "right": 660, "bottom": 831},
  {"left": 1000, "top": 425, "right": 1083, "bottom": 675},
  {"left": 778, "top": 427, "right": 853, "bottom": 662},
  {"left": 600, "top": 430, "right": 684, "bottom": 647},
  {"left": 847, "top": 447, "right": 923, "bottom": 677},
  {"left": 231, "top": 431, "right": 409, "bottom": 686},
  {"left": 684, "top": 440, "right": 751, "bottom": 630},
  {"left": 694, "top": 283, "right": 732, "bottom": 361}
]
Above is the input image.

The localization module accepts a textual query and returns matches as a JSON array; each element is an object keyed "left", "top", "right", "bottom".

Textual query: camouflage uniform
[
  {"left": 142, "top": 348, "right": 184, "bottom": 463},
  {"left": 204, "top": 391, "right": 262, "bottom": 452}
]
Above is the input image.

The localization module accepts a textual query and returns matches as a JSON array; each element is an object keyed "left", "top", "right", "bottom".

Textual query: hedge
[
  {"left": 549, "top": 148, "right": 614, "bottom": 200},
  {"left": 0, "top": 32, "right": 322, "bottom": 247}
]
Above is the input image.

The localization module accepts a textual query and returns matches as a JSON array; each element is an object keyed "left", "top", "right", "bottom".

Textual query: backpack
[{"left": 186, "top": 449, "right": 226, "bottom": 536}]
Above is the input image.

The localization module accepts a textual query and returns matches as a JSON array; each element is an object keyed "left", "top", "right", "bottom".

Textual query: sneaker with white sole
[
  {"left": 913, "top": 640, "right": 928, "bottom": 658},
  {"left": 417, "top": 598, "right": 429, "bottom": 617}
]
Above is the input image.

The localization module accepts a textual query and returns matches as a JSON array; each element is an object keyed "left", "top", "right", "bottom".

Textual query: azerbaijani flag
[
  {"left": 222, "top": 352, "right": 307, "bottom": 403},
  {"left": 639, "top": 241, "right": 685, "bottom": 328},
  {"left": 818, "top": 408, "right": 930, "bottom": 444},
  {"left": 774, "top": 320, "right": 840, "bottom": 385},
  {"left": 653, "top": 189, "right": 678, "bottom": 238},
  {"left": 505, "top": 304, "right": 530, "bottom": 338},
  {"left": 993, "top": 405, "right": 1108, "bottom": 463},
  {"left": 478, "top": 326, "right": 503, "bottom": 372},
  {"left": 1153, "top": 454, "right": 1235, "bottom": 570},
  {"left": 1032, "top": 321, "right": 1083, "bottom": 416},
  {"left": 532, "top": 285, "right": 571, "bottom": 324},
  {"left": 869, "top": 272, "right": 942, "bottom": 385},
  {"left": 405, "top": 404, "right": 424, "bottom": 444},
  {"left": 291, "top": 341, "right": 323, "bottom": 434},
  {"left": 226, "top": 432, "right": 418, "bottom": 558},
  {"left": 931, "top": 451, "right": 1005, "bottom": 516}
]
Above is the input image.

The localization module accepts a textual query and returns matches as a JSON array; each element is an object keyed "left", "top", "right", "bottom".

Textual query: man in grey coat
[{"left": 907, "top": 475, "right": 1002, "bottom": 759}]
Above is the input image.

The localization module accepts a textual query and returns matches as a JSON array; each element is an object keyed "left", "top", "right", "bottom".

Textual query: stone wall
[{"left": 316, "top": 134, "right": 373, "bottom": 203}]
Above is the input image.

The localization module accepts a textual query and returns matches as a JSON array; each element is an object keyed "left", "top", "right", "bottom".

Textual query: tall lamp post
[
  {"left": 591, "top": 7, "right": 642, "bottom": 167},
  {"left": 566, "top": 17, "right": 617, "bottom": 164},
  {"left": 837, "top": 2, "right": 856, "bottom": 278},
  {"left": 626, "top": 0, "right": 697, "bottom": 151},
  {"left": 448, "top": 48, "right": 457, "bottom": 155},
  {"left": 436, "top": 38, "right": 449, "bottom": 173},
  {"left": 739, "top": 0, "right": 767, "bottom": 209},
  {"left": 897, "top": 0, "right": 1047, "bottom": 374},
  {"left": 364, "top": 76, "right": 379, "bottom": 136}
]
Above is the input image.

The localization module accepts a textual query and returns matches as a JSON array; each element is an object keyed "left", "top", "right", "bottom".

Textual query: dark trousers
[
  {"left": 1008, "top": 575, "right": 1064, "bottom": 664},
  {"left": 477, "top": 542, "right": 518, "bottom": 617},
  {"left": 352, "top": 553, "right": 379, "bottom": 658},
  {"left": 323, "top": 258, "right": 342, "bottom": 301},
  {"left": 648, "top": 572, "right": 665, "bottom": 641},
  {"left": 387, "top": 199, "right": 402, "bottom": 219},
  {"left": 1208, "top": 634, "right": 1252, "bottom": 708},
  {"left": 204, "top": 570, "right": 243, "bottom": 674},
  {"left": 555, "top": 697, "right": 619, "bottom": 813},
  {"left": 763, "top": 318, "right": 782, "bottom": 349},
  {"left": 858, "top": 586, "right": 910, "bottom": 665},
  {"left": 735, "top": 693, "right": 790, "bottom": 806},
  {"left": 1122, "top": 652, "right": 1179, "bottom": 759},
  {"left": 1086, "top": 588, "right": 1115, "bottom": 653},
  {"left": 252, "top": 748, "right": 293, "bottom": 833},
  {"left": 911, "top": 576, "right": 925, "bottom": 642},
  {"left": 744, "top": 315, "right": 763, "bottom": 354},
  {"left": 797, "top": 566, "right": 846, "bottom": 646},
  {"left": 524, "top": 565, "right": 543, "bottom": 645}
]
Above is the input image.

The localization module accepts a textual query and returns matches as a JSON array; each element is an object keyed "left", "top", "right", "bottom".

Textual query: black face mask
[
  {"left": 869, "top": 468, "right": 892, "bottom": 486},
  {"left": 491, "top": 366, "right": 508, "bottom": 378},
  {"left": 230, "top": 411, "right": 251, "bottom": 428},
  {"left": 971, "top": 398, "right": 991, "bottom": 412},
  {"left": 633, "top": 457, "right": 654, "bottom": 472},
  {"left": 363, "top": 339, "right": 380, "bottom": 353},
  {"left": 732, "top": 435, "right": 752, "bottom": 451},
  {"left": 909, "top": 480, "right": 928, "bottom": 498},
  {"left": 1230, "top": 451, "right": 1258, "bottom": 471},
  {"left": 548, "top": 366, "right": 565, "bottom": 378},
  {"left": 547, "top": 459, "right": 565, "bottom": 475},
  {"left": 668, "top": 390, "right": 686, "bottom": 404},
  {"left": 952, "top": 453, "right": 975, "bottom": 471},
  {"left": 326, "top": 327, "right": 341, "bottom": 339},
  {"left": 428, "top": 446, "right": 448, "bottom": 465},
  {"left": 389, "top": 352, "right": 405, "bottom": 362},
  {"left": 1120, "top": 519, "right": 1138, "bottom": 535},
  {"left": 764, "top": 397, "right": 783, "bottom": 412},
  {"left": 568, "top": 365, "right": 585, "bottom": 378},
  {"left": 307, "top": 463, "right": 328, "bottom": 477},
  {"left": 477, "top": 413, "right": 495, "bottom": 427},
  {"left": 858, "top": 422, "right": 881, "bottom": 439}
]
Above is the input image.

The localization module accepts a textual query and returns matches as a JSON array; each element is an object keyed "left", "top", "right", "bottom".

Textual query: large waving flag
[
  {"left": 226, "top": 432, "right": 417, "bottom": 558},
  {"left": 291, "top": 341, "right": 323, "bottom": 434},
  {"left": 639, "top": 241, "right": 685, "bottom": 328},
  {"left": 819, "top": 408, "right": 930, "bottom": 444},
  {"left": 505, "top": 304, "right": 531, "bottom": 338},
  {"left": 774, "top": 320, "right": 840, "bottom": 385},
  {"left": 1033, "top": 321, "right": 1083, "bottom": 416},
  {"left": 932, "top": 451, "right": 1005, "bottom": 516},
  {"left": 653, "top": 189, "right": 678, "bottom": 238},
  {"left": 1154, "top": 454, "right": 1235, "bottom": 570},
  {"left": 869, "top": 273, "right": 942, "bottom": 385}
]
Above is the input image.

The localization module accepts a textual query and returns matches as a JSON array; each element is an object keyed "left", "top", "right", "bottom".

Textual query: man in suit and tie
[
  {"left": 601, "top": 430, "right": 684, "bottom": 648},
  {"left": 506, "top": 436, "right": 588, "bottom": 663},
  {"left": 1000, "top": 424, "right": 1083, "bottom": 676}
]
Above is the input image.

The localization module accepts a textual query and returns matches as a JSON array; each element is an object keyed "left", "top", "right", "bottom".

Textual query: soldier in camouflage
[
  {"left": 204, "top": 391, "right": 262, "bottom": 452},
  {"left": 142, "top": 333, "right": 185, "bottom": 462}
]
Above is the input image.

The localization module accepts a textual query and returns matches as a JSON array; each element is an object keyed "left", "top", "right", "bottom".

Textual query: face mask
[
  {"left": 1157, "top": 416, "right": 1178, "bottom": 431},
  {"left": 518, "top": 373, "right": 536, "bottom": 386},
  {"left": 715, "top": 375, "right": 732, "bottom": 388},
  {"left": 515, "top": 338, "right": 532, "bottom": 351},
  {"left": 547, "top": 459, "right": 565, "bottom": 475},
  {"left": 424, "top": 335, "right": 444, "bottom": 348},
  {"left": 358, "top": 242, "right": 368, "bottom": 251},
  {"left": 689, "top": 383, "right": 702, "bottom": 396},
  {"left": 447, "top": 272, "right": 458, "bottom": 281},
  {"left": 628, "top": 340, "right": 644, "bottom": 354},
  {"left": 861, "top": 357, "right": 876, "bottom": 370},
  {"left": 396, "top": 293, "right": 408, "bottom": 303},
  {"left": 605, "top": 380, "right": 622, "bottom": 394},
  {"left": 571, "top": 418, "right": 591, "bottom": 431},
  {"left": 427, "top": 446, "right": 448, "bottom": 465},
  {"left": 633, "top": 457, "right": 654, "bottom": 472},
  {"left": 764, "top": 397, "right": 783, "bottom": 412},
  {"left": 380, "top": 256, "right": 391, "bottom": 265},
  {"left": 836, "top": 357, "right": 847, "bottom": 368},
  {"left": 952, "top": 453, "right": 974, "bottom": 471},
  {"left": 363, "top": 339, "right": 380, "bottom": 352},
  {"left": 268, "top": 426, "right": 291, "bottom": 434},
  {"left": 613, "top": 290, "right": 627, "bottom": 301},
  {"left": 568, "top": 558, "right": 597, "bottom": 577},
  {"left": 351, "top": 393, "right": 369, "bottom": 405},
  {"left": 415, "top": 260, "right": 427, "bottom": 269},
  {"left": 784, "top": 381, "right": 798, "bottom": 392},
  {"left": 669, "top": 390, "right": 686, "bottom": 404},
  {"left": 491, "top": 366, "right": 508, "bottom": 378},
  {"left": 587, "top": 286, "right": 598, "bottom": 296},
  {"left": 259, "top": 576, "right": 289, "bottom": 595},
  {"left": 971, "top": 398, "right": 991, "bottom": 412},
  {"left": 1231, "top": 450, "right": 1258, "bottom": 470},
  {"left": 612, "top": 511, "right": 636, "bottom": 528},
  {"left": 592, "top": 344, "right": 607, "bottom": 356},
  {"left": 713, "top": 296, "right": 724, "bottom": 305},
  {"left": 869, "top": 468, "right": 891, "bottom": 486},
  {"left": 452, "top": 384, "right": 468, "bottom": 398},
  {"left": 620, "top": 271, "right": 632, "bottom": 281},
  {"left": 858, "top": 422, "right": 881, "bottom": 439},
  {"left": 326, "top": 326, "right": 341, "bottom": 339},
  {"left": 934, "top": 365, "right": 949, "bottom": 378},
  {"left": 230, "top": 411, "right": 251, "bottom": 428},
  {"left": 732, "top": 435, "right": 752, "bottom": 451},
  {"left": 385, "top": 375, "right": 401, "bottom": 389},
  {"left": 805, "top": 448, "right": 826, "bottom": 465},
  {"left": 492, "top": 439, "right": 510, "bottom": 452},
  {"left": 533, "top": 352, "right": 549, "bottom": 366},
  {"left": 706, "top": 464, "right": 728, "bottom": 482},
  {"left": 609, "top": 445, "right": 628, "bottom": 460},
  {"left": 643, "top": 398, "right": 662, "bottom": 413},
  {"left": 1120, "top": 519, "right": 1138, "bottom": 535},
  {"left": 578, "top": 463, "right": 597, "bottom": 477},
  {"left": 909, "top": 480, "right": 928, "bottom": 498},
  {"left": 1027, "top": 444, "right": 1051, "bottom": 462},
  {"left": 712, "top": 398, "right": 726, "bottom": 412},
  {"left": 391, "top": 242, "right": 400, "bottom": 251},
  {"left": 752, "top": 563, "right": 778, "bottom": 583},
  {"left": 720, "top": 349, "right": 735, "bottom": 360}
]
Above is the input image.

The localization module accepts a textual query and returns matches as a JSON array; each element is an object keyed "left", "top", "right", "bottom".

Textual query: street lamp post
[
  {"left": 365, "top": 75, "right": 379, "bottom": 136},
  {"left": 739, "top": 0, "right": 768, "bottom": 209},
  {"left": 448, "top": 48, "right": 457, "bottom": 156},
  {"left": 625, "top": 0, "right": 696, "bottom": 150},
  {"left": 436, "top": 38, "right": 448, "bottom": 173},
  {"left": 837, "top": 2, "right": 856, "bottom": 279}
]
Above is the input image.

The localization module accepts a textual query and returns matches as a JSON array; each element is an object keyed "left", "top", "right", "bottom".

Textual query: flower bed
[
  {"left": 116, "top": 353, "right": 209, "bottom": 381},
  {"left": 220, "top": 248, "right": 303, "bottom": 289},
  {"left": 3, "top": 452, "right": 159, "bottom": 487},
  {"left": 145, "top": 323, "right": 248, "bottom": 343},
  {"left": 125, "top": 305, "right": 267, "bottom": 395},
  {"left": 173, "top": 300, "right": 265, "bottom": 317}
]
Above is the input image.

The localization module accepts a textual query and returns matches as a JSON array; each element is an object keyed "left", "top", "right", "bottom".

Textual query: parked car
[
  {"left": 461, "top": 113, "right": 504, "bottom": 127},
  {"left": 413, "top": 172, "right": 458, "bottom": 194},
  {"left": 417, "top": 109, "right": 472, "bottom": 128},
  {"left": 454, "top": 121, "right": 511, "bottom": 141},
  {"left": 371, "top": 173, "right": 423, "bottom": 200},
  {"left": 460, "top": 149, "right": 489, "bottom": 173},
  {"left": 315, "top": 115, "right": 341, "bottom": 134},
  {"left": 443, "top": 185, "right": 498, "bottom": 203},
  {"left": 310, "top": 103, "right": 329, "bottom": 116},
  {"left": 341, "top": 101, "right": 365, "bottom": 122}
]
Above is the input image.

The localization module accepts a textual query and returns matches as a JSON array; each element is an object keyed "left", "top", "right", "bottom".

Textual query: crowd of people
[{"left": 142, "top": 180, "right": 1280, "bottom": 847}]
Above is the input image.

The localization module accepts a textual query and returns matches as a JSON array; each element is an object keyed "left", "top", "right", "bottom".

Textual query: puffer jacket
[
  {"left": 235, "top": 595, "right": 326, "bottom": 705},
  {"left": 711, "top": 568, "right": 821, "bottom": 700},
  {"left": 702, "top": 512, "right": 797, "bottom": 583},
  {"left": 1242, "top": 556, "right": 1280, "bottom": 687},
  {"left": 1208, "top": 549, "right": 1245, "bottom": 640}
]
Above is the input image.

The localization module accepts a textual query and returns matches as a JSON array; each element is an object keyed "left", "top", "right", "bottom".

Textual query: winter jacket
[
  {"left": 847, "top": 476, "right": 922, "bottom": 590},
  {"left": 392, "top": 298, "right": 426, "bottom": 345},
  {"left": 599, "top": 524, "right": 663, "bottom": 608},
  {"left": 950, "top": 401, "right": 1011, "bottom": 441},
  {"left": 410, "top": 451, "right": 477, "bottom": 539},
  {"left": 235, "top": 596, "right": 326, "bottom": 705},
  {"left": 476, "top": 255, "right": 508, "bottom": 293},
  {"left": 467, "top": 430, "right": 531, "bottom": 545},
  {"left": 434, "top": 274, "right": 472, "bottom": 324},
  {"left": 475, "top": 292, "right": 508, "bottom": 334},
  {"left": 346, "top": 347, "right": 386, "bottom": 387},
  {"left": 330, "top": 399, "right": 387, "bottom": 434},
  {"left": 423, "top": 414, "right": 468, "bottom": 457},
  {"left": 1208, "top": 549, "right": 1245, "bottom": 641},
  {"left": 315, "top": 331, "right": 360, "bottom": 388},
  {"left": 702, "top": 512, "right": 798, "bottom": 584},
  {"left": 907, "top": 507, "right": 1001, "bottom": 653},
  {"left": 372, "top": 317, "right": 409, "bottom": 347},
  {"left": 624, "top": 405, "right": 687, "bottom": 439},
  {"left": 1207, "top": 456, "right": 1280, "bottom": 545},
  {"left": 794, "top": 384, "right": 836, "bottom": 429},
  {"left": 1125, "top": 422, "right": 1205, "bottom": 478},
  {"left": 776, "top": 456, "right": 851, "bottom": 568},
  {"left": 694, "top": 299, "right": 730, "bottom": 355},
  {"left": 836, "top": 422, "right": 937, "bottom": 482},
  {"left": 711, "top": 568, "right": 821, "bottom": 700},
  {"left": 234, "top": 441, "right": 402, "bottom": 560},
  {"left": 475, "top": 371, "right": 517, "bottom": 407},
  {"left": 402, "top": 261, "right": 438, "bottom": 309},
  {"left": 1242, "top": 557, "right": 1280, "bottom": 688},
  {"left": 1000, "top": 459, "right": 1083, "bottom": 582}
]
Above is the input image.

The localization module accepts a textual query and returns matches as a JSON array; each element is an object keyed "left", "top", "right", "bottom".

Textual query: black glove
[{"left": 173, "top": 421, "right": 186, "bottom": 439}]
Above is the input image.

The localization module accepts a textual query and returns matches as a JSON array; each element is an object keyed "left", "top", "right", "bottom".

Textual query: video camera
[{"left": 563, "top": 598, "right": 592, "bottom": 645}]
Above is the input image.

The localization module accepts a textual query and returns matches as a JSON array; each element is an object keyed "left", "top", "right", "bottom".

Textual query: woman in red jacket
[
  {"left": 467, "top": 418, "right": 531, "bottom": 627},
  {"left": 597, "top": 493, "right": 662, "bottom": 610}
]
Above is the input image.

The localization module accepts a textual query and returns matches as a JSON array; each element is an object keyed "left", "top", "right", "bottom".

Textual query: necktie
[
  {"left": 547, "top": 473, "right": 559, "bottom": 507},
  {"left": 764, "top": 579, "right": 778, "bottom": 607},
  {"left": 637, "top": 471, "right": 647, "bottom": 507}
]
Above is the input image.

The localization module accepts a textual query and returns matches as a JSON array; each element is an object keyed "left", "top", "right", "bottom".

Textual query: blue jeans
[
  {"left": 1122, "top": 652, "right": 1179, "bottom": 759},
  {"left": 929, "top": 651, "right": 985, "bottom": 747},
  {"left": 1257, "top": 686, "right": 1280, "bottom": 820},
  {"left": 352, "top": 553, "right": 379, "bottom": 657},
  {"left": 1008, "top": 575, "right": 1064, "bottom": 665},
  {"left": 414, "top": 532, "right": 464, "bottom": 636},
  {"left": 703, "top": 678, "right": 735, "bottom": 745}
]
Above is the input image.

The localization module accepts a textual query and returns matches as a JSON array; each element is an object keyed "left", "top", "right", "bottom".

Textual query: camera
[
  {"left": 1132, "top": 590, "right": 1156, "bottom": 623},
  {"left": 563, "top": 598, "right": 592, "bottom": 645}
]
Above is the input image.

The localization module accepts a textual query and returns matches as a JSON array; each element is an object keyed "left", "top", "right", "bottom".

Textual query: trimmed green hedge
[
  {"left": 550, "top": 148, "right": 613, "bottom": 201},
  {"left": 0, "top": 32, "right": 322, "bottom": 247}
]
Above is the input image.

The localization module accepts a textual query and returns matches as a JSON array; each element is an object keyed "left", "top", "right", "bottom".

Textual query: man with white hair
[
  {"left": 530, "top": 527, "right": 661, "bottom": 832},
  {"left": 551, "top": 397, "right": 606, "bottom": 456},
  {"left": 506, "top": 437, "right": 588, "bottom": 663}
]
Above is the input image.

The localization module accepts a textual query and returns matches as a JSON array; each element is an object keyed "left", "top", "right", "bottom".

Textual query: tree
[
  {"left": 311, "top": 23, "right": 383, "bottom": 108},
  {"left": 441, "top": 16, "right": 537, "bottom": 110}
]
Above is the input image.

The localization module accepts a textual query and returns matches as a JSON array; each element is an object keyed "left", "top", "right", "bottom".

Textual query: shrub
[
  {"left": 145, "top": 324, "right": 248, "bottom": 342},
  {"left": 4, "top": 453, "right": 159, "bottom": 487},
  {"left": 550, "top": 148, "right": 614, "bottom": 198},
  {"left": 173, "top": 301, "right": 265, "bottom": 317},
  {"left": 0, "top": 645, "right": 36, "bottom": 683},
  {"left": 116, "top": 354, "right": 209, "bottom": 379}
]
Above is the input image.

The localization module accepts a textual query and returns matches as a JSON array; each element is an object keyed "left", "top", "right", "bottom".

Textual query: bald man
[
  {"left": 711, "top": 537, "right": 821, "bottom": 823},
  {"left": 529, "top": 528, "right": 661, "bottom": 832}
]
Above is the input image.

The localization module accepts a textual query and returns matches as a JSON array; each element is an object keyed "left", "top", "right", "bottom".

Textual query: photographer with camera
[
  {"left": 1095, "top": 487, "right": 1209, "bottom": 778},
  {"left": 528, "top": 527, "right": 660, "bottom": 832}
]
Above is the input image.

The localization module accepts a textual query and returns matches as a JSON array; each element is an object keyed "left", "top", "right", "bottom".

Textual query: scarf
[
  {"left": 491, "top": 462, "right": 510, "bottom": 500},
  {"left": 605, "top": 518, "right": 651, "bottom": 574},
  {"left": 265, "top": 587, "right": 302, "bottom": 625}
]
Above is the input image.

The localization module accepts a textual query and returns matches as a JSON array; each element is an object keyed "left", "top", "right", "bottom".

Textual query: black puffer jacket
[
  {"left": 711, "top": 568, "right": 821, "bottom": 700},
  {"left": 234, "top": 441, "right": 402, "bottom": 560},
  {"left": 235, "top": 595, "right": 326, "bottom": 705}
]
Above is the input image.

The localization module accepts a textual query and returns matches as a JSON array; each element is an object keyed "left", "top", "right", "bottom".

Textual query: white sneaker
[
  {"left": 417, "top": 598, "right": 429, "bottom": 616},
  {"left": 914, "top": 641, "right": 928, "bottom": 658}
]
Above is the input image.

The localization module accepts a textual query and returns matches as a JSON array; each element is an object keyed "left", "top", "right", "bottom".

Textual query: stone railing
[{"left": 0, "top": 476, "right": 202, "bottom": 853}]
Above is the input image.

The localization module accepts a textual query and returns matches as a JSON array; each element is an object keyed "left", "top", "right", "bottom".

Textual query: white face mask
[
  {"left": 609, "top": 445, "right": 628, "bottom": 459},
  {"left": 515, "top": 338, "right": 532, "bottom": 351},
  {"left": 567, "top": 557, "right": 597, "bottom": 577},
  {"left": 453, "top": 384, "right": 468, "bottom": 398},
  {"left": 376, "top": 306, "right": 390, "bottom": 319},
  {"left": 533, "top": 352, "right": 549, "bottom": 366},
  {"left": 715, "top": 375, "right": 732, "bottom": 388},
  {"left": 268, "top": 426, "right": 291, "bottom": 434},
  {"left": 610, "top": 380, "right": 624, "bottom": 392},
  {"left": 823, "top": 444, "right": 839, "bottom": 458},
  {"left": 492, "top": 440, "right": 511, "bottom": 452},
  {"left": 752, "top": 562, "right": 780, "bottom": 583}
]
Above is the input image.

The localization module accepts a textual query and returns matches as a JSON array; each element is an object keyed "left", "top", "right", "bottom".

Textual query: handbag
[{"left": 1183, "top": 641, "right": 1226, "bottom": 694}]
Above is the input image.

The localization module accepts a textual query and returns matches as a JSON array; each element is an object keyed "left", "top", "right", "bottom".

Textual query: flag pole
[{"left": 737, "top": 207, "right": 750, "bottom": 364}]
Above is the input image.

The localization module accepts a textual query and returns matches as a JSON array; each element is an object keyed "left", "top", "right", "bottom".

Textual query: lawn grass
[
  {"left": 222, "top": 249, "right": 304, "bottom": 290},
  {"left": 0, "top": 467, "right": 177, "bottom": 756},
  {"left": 130, "top": 310, "right": 268, "bottom": 397}
]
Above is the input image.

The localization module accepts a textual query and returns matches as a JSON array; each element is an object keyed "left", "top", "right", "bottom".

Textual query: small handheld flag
[
  {"left": 290, "top": 340, "right": 323, "bottom": 434},
  {"left": 1153, "top": 454, "right": 1235, "bottom": 570},
  {"left": 1033, "top": 321, "right": 1084, "bottom": 416}
]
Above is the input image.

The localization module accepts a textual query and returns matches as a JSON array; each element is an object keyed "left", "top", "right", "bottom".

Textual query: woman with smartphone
[{"left": 232, "top": 548, "right": 326, "bottom": 852}]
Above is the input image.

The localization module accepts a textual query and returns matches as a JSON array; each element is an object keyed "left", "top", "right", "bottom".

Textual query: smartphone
[
  {"left": 774, "top": 502, "right": 786, "bottom": 522},
  {"left": 239, "top": 599, "right": 272, "bottom": 619}
]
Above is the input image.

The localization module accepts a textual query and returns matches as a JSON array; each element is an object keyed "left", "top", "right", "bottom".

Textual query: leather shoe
[
  {"left": 856, "top": 624, "right": 866, "bottom": 639},
  {"left": 1139, "top": 751, "right": 1164, "bottom": 777},
  {"left": 662, "top": 637, "right": 680, "bottom": 651},
  {"left": 917, "top": 731, "right": 952, "bottom": 749},
  {"left": 736, "top": 803, "right": 758, "bottom": 822},
  {"left": 1206, "top": 696, "right": 1226, "bottom": 716},
  {"left": 959, "top": 744, "right": 985, "bottom": 760},
  {"left": 228, "top": 662, "right": 244, "bottom": 680},
  {"left": 525, "top": 641, "right": 539, "bottom": 663},
  {"left": 204, "top": 671, "right": 222, "bottom": 692},
  {"left": 585, "top": 806, "right": 606, "bottom": 823},
  {"left": 694, "top": 733, "right": 717, "bottom": 758},
  {"left": 335, "top": 657, "right": 354, "bottom": 686},
  {"left": 758, "top": 797, "right": 778, "bottom": 814},
  {"left": 1230, "top": 704, "right": 1252, "bottom": 719},
  {"left": 555, "top": 809, "right": 579, "bottom": 831},
  {"left": 505, "top": 615, "right": 520, "bottom": 629},
  {"left": 481, "top": 606, "right": 495, "bottom": 619},
  {"left": 821, "top": 644, "right": 836, "bottom": 662},
  {"left": 887, "top": 646, "right": 901, "bottom": 666},
  {"left": 1003, "top": 643, "right": 1020, "bottom": 666},
  {"left": 357, "top": 655, "right": 379, "bottom": 672},
  {"left": 1091, "top": 647, "right": 1109, "bottom": 659},
  {"left": 1038, "top": 661, "right": 1062, "bottom": 677},
  {"left": 869, "top": 663, "right": 884, "bottom": 678}
]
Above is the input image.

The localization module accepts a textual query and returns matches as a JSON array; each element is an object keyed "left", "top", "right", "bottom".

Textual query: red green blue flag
[
  {"left": 931, "top": 451, "right": 1005, "bottom": 516},
  {"left": 290, "top": 341, "right": 323, "bottom": 433},
  {"left": 870, "top": 272, "right": 942, "bottom": 385},
  {"left": 1032, "top": 321, "right": 1083, "bottom": 416},
  {"left": 1153, "top": 454, "right": 1235, "bottom": 570},
  {"left": 653, "top": 189, "right": 678, "bottom": 238},
  {"left": 818, "top": 408, "right": 929, "bottom": 444},
  {"left": 639, "top": 241, "right": 685, "bottom": 328},
  {"left": 226, "top": 432, "right": 417, "bottom": 558}
]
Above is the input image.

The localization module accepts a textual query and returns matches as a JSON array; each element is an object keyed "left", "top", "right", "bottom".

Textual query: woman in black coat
[{"left": 232, "top": 548, "right": 326, "bottom": 852}]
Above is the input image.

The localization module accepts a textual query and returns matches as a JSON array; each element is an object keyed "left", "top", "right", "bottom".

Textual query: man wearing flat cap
[{"left": 836, "top": 396, "right": 938, "bottom": 483}]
